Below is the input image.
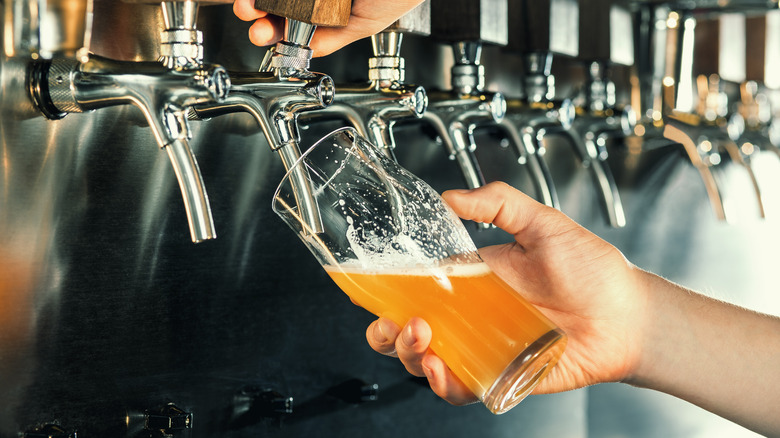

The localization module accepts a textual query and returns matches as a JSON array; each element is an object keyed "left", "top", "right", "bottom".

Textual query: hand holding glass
[{"left": 273, "top": 128, "right": 567, "bottom": 414}]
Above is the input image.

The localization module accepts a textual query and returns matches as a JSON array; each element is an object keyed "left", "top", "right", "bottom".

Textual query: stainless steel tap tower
[{"left": 2, "top": 1, "right": 780, "bottom": 437}]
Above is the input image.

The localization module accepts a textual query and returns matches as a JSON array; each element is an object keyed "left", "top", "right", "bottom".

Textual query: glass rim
[{"left": 271, "top": 126, "right": 360, "bottom": 214}]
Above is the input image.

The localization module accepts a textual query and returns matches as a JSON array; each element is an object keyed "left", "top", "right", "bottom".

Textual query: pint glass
[{"left": 273, "top": 128, "right": 567, "bottom": 414}]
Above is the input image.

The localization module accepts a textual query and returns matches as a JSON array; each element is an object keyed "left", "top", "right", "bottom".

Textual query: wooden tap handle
[
  {"left": 430, "top": 0, "right": 508, "bottom": 45},
  {"left": 385, "top": 0, "right": 431, "bottom": 36},
  {"left": 507, "top": 0, "right": 579, "bottom": 56},
  {"left": 745, "top": 15, "right": 766, "bottom": 82},
  {"left": 122, "top": 0, "right": 234, "bottom": 4},
  {"left": 253, "top": 0, "right": 352, "bottom": 27}
]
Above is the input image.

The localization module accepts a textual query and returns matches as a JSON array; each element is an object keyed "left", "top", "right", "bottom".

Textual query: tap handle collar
[{"left": 261, "top": 20, "right": 317, "bottom": 73}]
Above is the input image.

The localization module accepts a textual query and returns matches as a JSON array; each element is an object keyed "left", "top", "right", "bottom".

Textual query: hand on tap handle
[
  {"left": 364, "top": 182, "right": 780, "bottom": 437},
  {"left": 234, "top": 0, "right": 425, "bottom": 56}
]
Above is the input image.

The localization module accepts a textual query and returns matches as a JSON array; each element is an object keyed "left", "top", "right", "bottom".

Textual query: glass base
[{"left": 482, "top": 329, "right": 567, "bottom": 415}]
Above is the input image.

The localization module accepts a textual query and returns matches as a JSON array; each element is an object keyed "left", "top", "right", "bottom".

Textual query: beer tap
[
  {"left": 421, "top": 0, "right": 506, "bottom": 221},
  {"left": 505, "top": 0, "right": 626, "bottom": 227},
  {"left": 298, "top": 2, "right": 430, "bottom": 161},
  {"left": 499, "top": 51, "right": 567, "bottom": 210},
  {"left": 27, "top": 0, "right": 231, "bottom": 242},
  {"left": 191, "top": 0, "right": 353, "bottom": 234},
  {"left": 663, "top": 12, "right": 766, "bottom": 220},
  {"left": 736, "top": 14, "right": 780, "bottom": 161},
  {"left": 631, "top": 5, "right": 728, "bottom": 221}
]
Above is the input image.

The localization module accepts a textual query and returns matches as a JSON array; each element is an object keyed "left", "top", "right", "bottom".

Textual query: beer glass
[{"left": 273, "top": 128, "right": 567, "bottom": 414}]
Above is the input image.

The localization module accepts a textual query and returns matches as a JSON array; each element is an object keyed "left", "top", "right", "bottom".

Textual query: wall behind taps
[{"left": 0, "top": 3, "right": 778, "bottom": 437}]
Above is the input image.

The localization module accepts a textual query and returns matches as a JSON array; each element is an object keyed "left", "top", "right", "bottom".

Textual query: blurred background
[{"left": 1, "top": 0, "right": 779, "bottom": 436}]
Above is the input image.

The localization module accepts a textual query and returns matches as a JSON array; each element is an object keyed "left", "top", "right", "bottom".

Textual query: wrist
[{"left": 620, "top": 268, "right": 681, "bottom": 387}]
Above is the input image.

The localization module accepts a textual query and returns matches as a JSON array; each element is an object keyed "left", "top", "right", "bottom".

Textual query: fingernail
[
  {"left": 374, "top": 320, "right": 390, "bottom": 344},
  {"left": 421, "top": 363, "right": 433, "bottom": 380},
  {"left": 401, "top": 324, "right": 416, "bottom": 347}
]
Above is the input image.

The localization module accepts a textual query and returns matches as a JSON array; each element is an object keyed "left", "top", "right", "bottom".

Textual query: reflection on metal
[
  {"left": 422, "top": 42, "right": 505, "bottom": 201},
  {"left": 298, "top": 27, "right": 429, "bottom": 161},
  {"left": 664, "top": 121, "right": 727, "bottom": 220},
  {"left": 195, "top": 18, "right": 333, "bottom": 235},
  {"left": 3, "top": 0, "right": 93, "bottom": 59},
  {"left": 28, "top": 53, "right": 229, "bottom": 242}
]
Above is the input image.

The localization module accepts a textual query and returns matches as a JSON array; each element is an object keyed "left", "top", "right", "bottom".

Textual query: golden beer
[{"left": 325, "top": 261, "right": 567, "bottom": 411}]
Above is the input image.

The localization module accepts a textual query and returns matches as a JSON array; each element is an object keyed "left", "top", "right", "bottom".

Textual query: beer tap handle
[{"left": 253, "top": 0, "right": 351, "bottom": 27}]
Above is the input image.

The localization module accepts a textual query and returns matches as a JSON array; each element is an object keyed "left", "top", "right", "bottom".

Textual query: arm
[
  {"left": 233, "top": 0, "right": 426, "bottom": 57},
  {"left": 366, "top": 182, "right": 780, "bottom": 436}
]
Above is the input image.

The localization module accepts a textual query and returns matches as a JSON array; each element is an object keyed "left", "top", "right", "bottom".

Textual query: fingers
[
  {"left": 421, "top": 354, "right": 479, "bottom": 406},
  {"left": 366, "top": 318, "right": 478, "bottom": 406},
  {"left": 246, "top": 15, "right": 284, "bottom": 47},
  {"left": 442, "top": 182, "right": 540, "bottom": 234},
  {"left": 366, "top": 318, "right": 400, "bottom": 358},
  {"left": 395, "top": 317, "right": 431, "bottom": 377},
  {"left": 234, "top": 0, "right": 283, "bottom": 47},
  {"left": 442, "top": 182, "right": 566, "bottom": 247},
  {"left": 308, "top": 26, "right": 367, "bottom": 57},
  {"left": 233, "top": 0, "right": 266, "bottom": 21}
]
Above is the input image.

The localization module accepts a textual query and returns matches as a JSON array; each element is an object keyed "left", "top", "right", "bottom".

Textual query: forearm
[{"left": 628, "top": 271, "right": 780, "bottom": 437}]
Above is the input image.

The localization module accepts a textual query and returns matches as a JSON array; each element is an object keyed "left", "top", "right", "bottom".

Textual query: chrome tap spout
[
  {"left": 418, "top": 41, "right": 505, "bottom": 229},
  {"left": 29, "top": 54, "right": 229, "bottom": 242},
  {"left": 298, "top": 29, "right": 428, "bottom": 160},
  {"left": 193, "top": 19, "right": 334, "bottom": 234},
  {"left": 563, "top": 119, "right": 627, "bottom": 228},
  {"left": 663, "top": 119, "right": 728, "bottom": 221},
  {"left": 299, "top": 81, "right": 427, "bottom": 160},
  {"left": 495, "top": 118, "right": 560, "bottom": 209}
]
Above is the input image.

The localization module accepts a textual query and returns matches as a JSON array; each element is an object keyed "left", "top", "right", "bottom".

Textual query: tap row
[{"left": 9, "top": 0, "right": 780, "bottom": 242}]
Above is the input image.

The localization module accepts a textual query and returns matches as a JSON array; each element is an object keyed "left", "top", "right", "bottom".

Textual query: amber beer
[{"left": 325, "top": 260, "right": 566, "bottom": 411}]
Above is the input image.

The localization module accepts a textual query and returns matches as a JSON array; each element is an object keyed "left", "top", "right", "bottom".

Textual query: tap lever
[
  {"left": 431, "top": 0, "right": 507, "bottom": 44},
  {"left": 253, "top": 0, "right": 351, "bottom": 27}
]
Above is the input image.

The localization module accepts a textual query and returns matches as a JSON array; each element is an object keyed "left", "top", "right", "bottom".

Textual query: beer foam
[{"left": 325, "top": 260, "right": 493, "bottom": 277}]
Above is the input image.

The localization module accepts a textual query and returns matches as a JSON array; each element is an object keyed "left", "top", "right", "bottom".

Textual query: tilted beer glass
[{"left": 273, "top": 128, "right": 567, "bottom": 414}]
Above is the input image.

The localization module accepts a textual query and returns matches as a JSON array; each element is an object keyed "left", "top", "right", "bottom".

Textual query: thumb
[{"left": 441, "top": 182, "right": 562, "bottom": 245}]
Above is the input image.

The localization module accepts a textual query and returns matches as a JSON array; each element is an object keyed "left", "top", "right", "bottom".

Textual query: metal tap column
[
  {"left": 424, "top": 0, "right": 507, "bottom": 228},
  {"left": 27, "top": 0, "right": 230, "bottom": 242},
  {"left": 193, "top": 0, "right": 354, "bottom": 234},
  {"left": 297, "top": 1, "right": 430, "bottom": 161},
  {"left": 508, "top": 0, "right": 627, "bottom": 227}
]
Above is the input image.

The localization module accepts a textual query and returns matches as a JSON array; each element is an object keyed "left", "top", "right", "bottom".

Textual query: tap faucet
[
  {"left": 298, "top": 3, "right": 430, "bottom": 161},
  {"left": 661, "top": 12, "right": 766, "bottom": 221},
  {"left": 192, "top": 2, "right": 353, "bottom": 234},
  {"left": 27, "top": 0, "right": 230, "bottom": 242},
  {"left": 567, "top": 60, "right": 634, "bottom": 227},
  {"left": 630, "top": 5, "right": 728, "bottom": 220},
  {"left": 501, "top": 51, "right": 576, "bottom": 211},
  {"left": 503, "top": 0, "right": 625, "bottom": 226},
  {"left": 422, "top": 41, "right": 506, "bottom": 196},
  {"left": 692, "top": 74, "right": 767, "bottom": 219},
  {"left": 419, "top": 0, "right": 508, "bottom": 222},
  {"left": 514, "top": 50, "right": 627, "bottom": 227}
]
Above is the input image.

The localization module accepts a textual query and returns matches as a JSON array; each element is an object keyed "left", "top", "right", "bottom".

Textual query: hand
[
  {"left": 366, "top": 182, "right": 650, "bottom": 405},
  {"left": 233, "top": 0, "right": 426, "bottom": 57}
]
